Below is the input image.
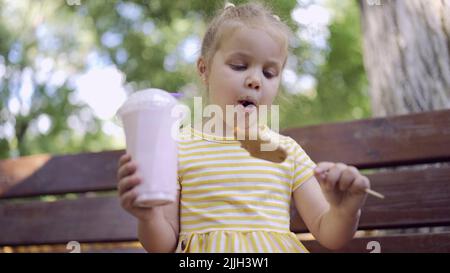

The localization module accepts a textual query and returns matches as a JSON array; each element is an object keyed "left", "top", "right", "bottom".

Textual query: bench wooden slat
[
  {"left": 1, "top": 243, "right": 147, "bottom": 253},
  {"left": 5, "top": 232, "right": 450, "bottom": 253},
  {"left": 84, "top": 247, "right": 146, "bottom": 253},
  {"left": 290, "top": 165, "right": 450, "bottom": 232},
  {"left": 282, "top": 109, "right": 450, "bottom": 168},
  {"left": 0, "top": 196, "right": 137, "bottom": 246},
  {"left": 1, "top": 165, "right": 449, "bottom": 246},
  {"left": 302, "top": 232, "right": 450, "bottom": 253},
  {"left": 0, "top": 150, "right": 123, "bottom": 198}
]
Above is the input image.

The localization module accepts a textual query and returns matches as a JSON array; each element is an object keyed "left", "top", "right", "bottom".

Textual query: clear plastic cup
[{"left": 117, "top": 88, "right": 181, "bottom": 207}]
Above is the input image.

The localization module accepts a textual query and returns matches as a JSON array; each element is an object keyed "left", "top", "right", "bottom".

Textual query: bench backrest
[
  {"left": 283, "top": 109, "right": 450, "bottom": 252},
  {"left": 1, "top": 109, "right": 449, "bottom": 252}
]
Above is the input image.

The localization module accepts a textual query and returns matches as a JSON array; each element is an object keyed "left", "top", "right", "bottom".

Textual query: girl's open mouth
[
  {"left": 236, "top": 99, "right": 257, "bottom": 115},
  {"left": 237, "top": 99, "right": 257, "bottom": 108}
]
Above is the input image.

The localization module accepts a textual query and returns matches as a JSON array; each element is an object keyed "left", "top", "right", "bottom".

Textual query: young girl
[{"left": 116, "top": 2, "right": 370, "bottom": 253}]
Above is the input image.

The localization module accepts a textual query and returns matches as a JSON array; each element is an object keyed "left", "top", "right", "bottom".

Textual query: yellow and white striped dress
[{"left": 175, "top": 125, "right": 316, "bottom": 253}]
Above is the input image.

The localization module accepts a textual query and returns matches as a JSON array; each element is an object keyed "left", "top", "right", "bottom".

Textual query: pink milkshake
[{"left": 117, "top": 89, "right": 181, "bottom": 207}]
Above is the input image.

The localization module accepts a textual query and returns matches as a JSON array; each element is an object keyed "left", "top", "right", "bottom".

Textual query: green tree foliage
[
  {"left": 0, "top": 0, "right": 370, "bottom": 159},
  {"left": 279, "top": 0, "right": 370, "bottom": 129}
]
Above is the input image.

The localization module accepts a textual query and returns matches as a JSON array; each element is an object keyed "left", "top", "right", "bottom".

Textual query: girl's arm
[
  {"left": 292, "top": 162, "right": 369, "bottom": 250},
  {"left": 138, "top": 190, "right": 180, "bottom": 253}
]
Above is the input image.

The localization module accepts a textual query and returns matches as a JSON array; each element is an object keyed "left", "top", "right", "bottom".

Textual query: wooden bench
[{"left": 1, "top": 109, "right": 449, "bottom": 253}]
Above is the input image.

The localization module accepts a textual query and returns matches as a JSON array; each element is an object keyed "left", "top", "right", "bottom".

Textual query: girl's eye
[
  {"left": 263, "top": 70, "right": 276, "bottom": 79},
  {"left": 230, "top": 64, "right": 247, "bottom": 71}
]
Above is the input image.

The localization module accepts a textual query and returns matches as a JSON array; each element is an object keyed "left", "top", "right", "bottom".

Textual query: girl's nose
[{"left": 245, "top": 76, "right": 260, "bottom": 90}]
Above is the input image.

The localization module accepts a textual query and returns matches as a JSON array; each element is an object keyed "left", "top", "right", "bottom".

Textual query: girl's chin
[
  {"left": 223, "top": 117, "right": 257, "bottom": 129},
  {"left": 233, "top": 117, "right": 259, "bottom": 131}
]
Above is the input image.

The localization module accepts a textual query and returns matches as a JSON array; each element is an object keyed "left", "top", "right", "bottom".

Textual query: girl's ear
[{"left": 197, "top": 57, "right": 208, "bottom": 84}]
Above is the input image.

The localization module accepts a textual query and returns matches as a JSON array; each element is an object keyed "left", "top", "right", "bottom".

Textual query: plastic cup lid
[{"left": 117, "top": 88, "right": 180, "bottom": 117}]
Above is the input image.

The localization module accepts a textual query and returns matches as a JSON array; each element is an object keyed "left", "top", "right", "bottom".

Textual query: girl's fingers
[
  {"left": 322, "top": 163, "right": 347, "bottom": 191},
  {"left": 118, "top": 153, "right": 131, "bottom": 168},
  {"left": 315, "top": 162, "right": 372, "bottom": 201},
  {"left": 117, "top": 162, "right": 137, "bottom": 181},
  {"left": 117, "top": 175, "right": 141, "bottom": 196},
  {"left": 338, "top": 168, "right": 356, "bottom": 191},
  {"left": 120, "top": 188, "right": 138, "bottom": 210},
  {"left": 314, "top": 162, "right": 335, "bottom": 175},
  {"left": 314, "top": 162, "right": 335, "bottom": 186},
  {"left": 349, "top": 175, "right": 370, "bottom": 195}
]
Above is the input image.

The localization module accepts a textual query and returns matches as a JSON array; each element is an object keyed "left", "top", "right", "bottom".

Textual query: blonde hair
[{"left": 200, "top": 1, "right": 293, "bottom": 71}]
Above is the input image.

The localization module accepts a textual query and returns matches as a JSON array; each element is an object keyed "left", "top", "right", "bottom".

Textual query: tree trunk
[
  {"left": 360, "top": 0, "right": 450, "bottom": 117},
  {"left": 360, "top": 0, "right": 450, "bottom": 236}
]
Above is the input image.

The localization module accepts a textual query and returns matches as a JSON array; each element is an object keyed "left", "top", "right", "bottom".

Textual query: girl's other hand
[{"left": 314, "top": 162, "right": 370, "bottom": 217}]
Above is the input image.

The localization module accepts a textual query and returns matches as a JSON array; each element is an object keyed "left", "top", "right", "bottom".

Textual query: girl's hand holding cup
[{"left": 117, "top": 153, "right": 156, "bottom": 221}]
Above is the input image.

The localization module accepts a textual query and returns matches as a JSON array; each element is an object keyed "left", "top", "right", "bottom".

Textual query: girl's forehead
[{"left": 218, "top": 26, "right": 287, "bottom": 61}]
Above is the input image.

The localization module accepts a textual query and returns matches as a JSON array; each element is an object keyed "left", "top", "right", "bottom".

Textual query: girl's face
[{"left": 198, "top": 26, "right": 287, "bottom": 130}]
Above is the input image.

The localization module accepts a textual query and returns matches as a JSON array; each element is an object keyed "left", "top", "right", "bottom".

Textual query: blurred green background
[{"left": 0, "top": 0, "right": 370, "bottom": 159}]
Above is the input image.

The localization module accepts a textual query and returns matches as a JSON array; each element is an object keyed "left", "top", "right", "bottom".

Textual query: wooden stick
[{"left": 364, "top": 188, "right": 385, "bottom": 199}]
